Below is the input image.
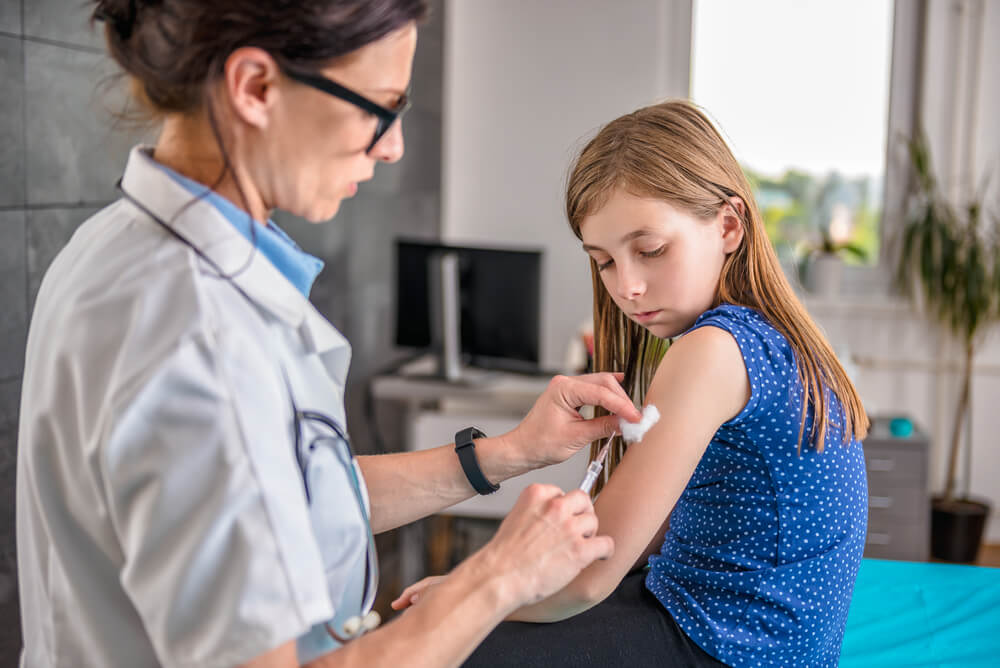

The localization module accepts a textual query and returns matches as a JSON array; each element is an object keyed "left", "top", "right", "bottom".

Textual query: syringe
[{"left": 578, "top": 432, "right": 614, "bottom": 494}]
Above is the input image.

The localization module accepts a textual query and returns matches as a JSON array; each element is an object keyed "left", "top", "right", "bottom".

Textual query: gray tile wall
[
  {"left": 0, "top": 0, "right": 443, "bottom": 661},
  {"left": 0, "top": 1, "right": 20, "bottom": 36}
]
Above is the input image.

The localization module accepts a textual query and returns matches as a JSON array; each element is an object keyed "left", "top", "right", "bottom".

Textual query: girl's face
[
  {"left": 579, "top": 189, "right": 743, "bottom": 338},
  {"left": 265, "top": 23, "right": 417, "bottom": 222}
]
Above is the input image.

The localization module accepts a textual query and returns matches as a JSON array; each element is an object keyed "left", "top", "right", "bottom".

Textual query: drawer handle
[
  {"left": 868, "top": 458, "right": 895, "bottom": 472},
  {"left": 869, "top": 496, "right": 893, "bottom": 509},
  {"left": 867, "top": 532, "right": 891, "bottom": 545}
]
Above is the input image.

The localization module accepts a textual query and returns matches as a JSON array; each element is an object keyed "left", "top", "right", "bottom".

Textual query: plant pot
[
  {"left": 930, "top": 496, "right": 991, "bottom": 563},
  {"left": 804, "top": 255, "right": 843, "bottom": 297}
]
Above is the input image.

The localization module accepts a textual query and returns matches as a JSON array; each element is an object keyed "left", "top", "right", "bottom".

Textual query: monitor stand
[{"left": 423, "top": 250, "right": 498, "bottom": 385}]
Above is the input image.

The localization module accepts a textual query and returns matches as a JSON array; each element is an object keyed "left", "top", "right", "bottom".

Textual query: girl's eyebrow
[{"left": 582, "top": 229, "right": 654, "bottom": 252}]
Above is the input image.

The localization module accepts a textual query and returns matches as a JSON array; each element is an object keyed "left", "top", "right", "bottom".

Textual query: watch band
[{"left": 454, "top": 426, "right": 500, "bottom": 495}]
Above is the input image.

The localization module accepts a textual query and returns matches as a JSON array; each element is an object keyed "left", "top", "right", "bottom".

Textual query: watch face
[{"left": 457, "top": 427, "right": 486, "bottom": 444}]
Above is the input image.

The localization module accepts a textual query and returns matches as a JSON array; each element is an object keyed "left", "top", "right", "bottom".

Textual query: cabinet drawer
[
  {"left": 864, "top": 524, "right": 930, "bottom": 561},
  {"left": 865, "top": 512, "right": 929, "bottom": 561},
  {"left": 864, "top": 447, "right": 925, "bottom": 483},
  {"left": 866, "top": 485, "right": 926, "bottom": 516}
]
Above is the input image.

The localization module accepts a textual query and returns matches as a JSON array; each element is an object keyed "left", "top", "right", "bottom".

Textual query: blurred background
[{"left": 1, "top": 0, "right": 998, "bottom": 662}]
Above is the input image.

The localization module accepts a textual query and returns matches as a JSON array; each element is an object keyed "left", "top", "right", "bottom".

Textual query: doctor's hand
[
  {"left": 391, "top": 574, "right": 444, "bottom": 610},
  {"left": 392, "top": 485, "right": 612, "bottom": 612},
  {"left": 506, "top": 373, "right": 641, "bottom": 468}
]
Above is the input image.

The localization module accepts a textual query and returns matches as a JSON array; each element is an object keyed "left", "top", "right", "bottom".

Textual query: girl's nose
[{"left": 616, "top": 265, "right": 646, "bottom": 301}]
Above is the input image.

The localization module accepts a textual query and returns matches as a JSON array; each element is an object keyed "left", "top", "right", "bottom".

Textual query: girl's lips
[
  {"left": 347, "top": 182, "right": 358, "bottom": 196},
  {"left": 633, "top": 310, "right": 661, "bottom": 323}
]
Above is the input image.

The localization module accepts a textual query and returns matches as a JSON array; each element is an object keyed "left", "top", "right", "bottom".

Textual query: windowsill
[
  {"left": 784, "top": 261, "right": 914, "bottom": 317},
  {"left": 799, "top": 293, "right": 912, "bottom": 316}
]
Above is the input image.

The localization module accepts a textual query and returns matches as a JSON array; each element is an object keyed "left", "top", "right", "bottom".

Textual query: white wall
[
  {"left": 441, "top": 0, "right": 1000, "bottom": 543},
  {"left": 913, "top": 0, "right": 1000, "bottom": 541},
  {"left": 807, "top": 298, "right": 1000, "bottom": 543},
  {"left": 442, "top": 0, "right": 692, "bottom": 370},
  {"left": 816, "top": 0, "right": 1000, "bottom": 542}
]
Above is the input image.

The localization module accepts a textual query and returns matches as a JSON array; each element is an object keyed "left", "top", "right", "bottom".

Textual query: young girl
[{"left": 395, "top": 100, "right": 869, "bottom": 667}]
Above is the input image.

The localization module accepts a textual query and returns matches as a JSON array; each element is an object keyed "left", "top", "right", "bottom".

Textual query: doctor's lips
[{"left": 347, "top": 173, "right": 374, "bottom": 196}]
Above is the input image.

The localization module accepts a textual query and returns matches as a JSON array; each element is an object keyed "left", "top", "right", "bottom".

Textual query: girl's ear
[{"left": 720, "top": 196, "right": 746, "bottom": 254}]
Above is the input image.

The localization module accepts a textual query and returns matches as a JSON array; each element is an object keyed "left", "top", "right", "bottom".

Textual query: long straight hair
[{"left": 566, "top": 100, "right": 868, "bottom": 496}]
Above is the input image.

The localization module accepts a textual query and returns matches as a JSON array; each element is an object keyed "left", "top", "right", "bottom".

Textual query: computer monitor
[{"left": 394, "top": 239, "right": 543, "bottom": 374}]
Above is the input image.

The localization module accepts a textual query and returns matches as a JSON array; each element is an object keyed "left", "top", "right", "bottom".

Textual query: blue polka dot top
[{"left": 645, "top": 304, "right": 868, "bottom": 668}]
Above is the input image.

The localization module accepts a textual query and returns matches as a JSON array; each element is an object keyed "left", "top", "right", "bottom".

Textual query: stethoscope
[
  {"left": 117, "top": 178, "right": 381, "bottom": 642},
  {"left": 289, "top": 400, "right": 381, "bottom": 642}
]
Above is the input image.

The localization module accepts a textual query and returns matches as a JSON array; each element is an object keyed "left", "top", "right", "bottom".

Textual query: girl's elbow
[{"left": 573, "top": 575, "right": 615, "bottom": 608}]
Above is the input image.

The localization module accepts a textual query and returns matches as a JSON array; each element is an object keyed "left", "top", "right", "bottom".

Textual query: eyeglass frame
[
  {"left": 283, "top": 68, "right": 412, "bottom": 153},
  {"left": 290, "top": 402, "right": 380, "bottom": 643}
]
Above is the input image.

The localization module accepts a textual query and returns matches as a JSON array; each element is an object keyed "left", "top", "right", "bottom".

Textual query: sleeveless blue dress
[{"left": 645, "top": 304, "right": 868, "bottom": 667}]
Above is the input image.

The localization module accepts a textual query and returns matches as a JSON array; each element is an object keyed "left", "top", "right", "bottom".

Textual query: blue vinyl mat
[{"left": 841, "top": 558, "right": 1000, "bottom": 667}]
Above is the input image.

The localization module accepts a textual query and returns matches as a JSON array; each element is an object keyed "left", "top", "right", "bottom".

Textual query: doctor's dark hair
[{"left": 91, "top": 0, "right": 428, "bottom": 117}]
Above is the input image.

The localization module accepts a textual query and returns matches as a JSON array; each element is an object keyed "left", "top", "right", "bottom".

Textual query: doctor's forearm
[
  {"left": 307, "top": 549, "right": 517, "bottom": 668},
  {"left": 358, "top": 436, "right": 528, "bottom": 533}
]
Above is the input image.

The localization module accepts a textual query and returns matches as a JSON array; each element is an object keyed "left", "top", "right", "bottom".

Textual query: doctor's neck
[{"left": 153, "top": 112, "right": 271, "bottom": 224}]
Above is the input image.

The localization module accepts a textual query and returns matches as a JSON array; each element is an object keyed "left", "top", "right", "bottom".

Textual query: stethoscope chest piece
[{"left": 329, "top": 610, "right": 381, "bottom": 642}]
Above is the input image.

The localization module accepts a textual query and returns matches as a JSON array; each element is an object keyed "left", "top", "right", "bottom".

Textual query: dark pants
[{"left": 463, "top": 572, "right": 729, "bottom": 667}]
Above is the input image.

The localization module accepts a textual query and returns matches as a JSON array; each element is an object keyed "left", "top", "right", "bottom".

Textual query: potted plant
[
  {"left": 798, "top": 205, "right": 869, "bottom": 297},
  {"left": 894, "top": 131, "right": 998, "bottom": 562}
]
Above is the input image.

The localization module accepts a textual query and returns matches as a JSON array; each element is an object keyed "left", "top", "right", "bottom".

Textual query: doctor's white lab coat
[{"left": 17, "top": 147, "right": 369, "bottom": 667}]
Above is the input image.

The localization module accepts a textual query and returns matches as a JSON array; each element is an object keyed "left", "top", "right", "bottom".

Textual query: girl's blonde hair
[{"left": 566, "top": 100, "right": 868, "bottom": 496}]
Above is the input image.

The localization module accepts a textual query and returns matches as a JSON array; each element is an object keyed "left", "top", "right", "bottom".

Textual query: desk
[{"left": 370, "top": 357, "right": 589, "bottom": 584}]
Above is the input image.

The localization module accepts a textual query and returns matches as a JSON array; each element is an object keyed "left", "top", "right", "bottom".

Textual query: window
[{"left": 690, "top": 0, "right": 895, "bottom": 269}]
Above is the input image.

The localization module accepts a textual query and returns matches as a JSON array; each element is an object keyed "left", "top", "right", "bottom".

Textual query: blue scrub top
[{"left": 155, "top": 163, "right": 324, "bottom": 297}]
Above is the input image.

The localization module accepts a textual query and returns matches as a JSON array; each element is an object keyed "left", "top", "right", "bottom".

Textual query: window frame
[{"left": 685, "top": 0, "right": 926, "bottom": 297}]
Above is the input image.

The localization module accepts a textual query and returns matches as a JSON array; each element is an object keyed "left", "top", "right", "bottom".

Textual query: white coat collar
[{"left": 119, "top": 146, "right": 351, "bottom": 366}]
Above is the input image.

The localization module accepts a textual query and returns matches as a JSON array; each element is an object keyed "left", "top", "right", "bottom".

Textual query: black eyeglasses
[{"left": 284, "top": 69, "right": 412, "bottom": 153}]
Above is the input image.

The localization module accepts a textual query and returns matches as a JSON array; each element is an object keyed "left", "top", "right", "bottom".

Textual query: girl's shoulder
[
  {"left": 687, "top": 303, "right": 771, "bottom": 332},
  {"left": 685, "top": 303, "right": 787, "bottom": 350},
  {"left": 681, "top": 303, "right": 798, "bottom": 426}
]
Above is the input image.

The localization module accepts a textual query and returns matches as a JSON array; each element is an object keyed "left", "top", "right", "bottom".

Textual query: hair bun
[{"left": 93, "top": 0, "right": 138, "bottom": 40}]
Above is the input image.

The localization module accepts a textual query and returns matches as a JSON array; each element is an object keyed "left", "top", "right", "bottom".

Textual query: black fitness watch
[{"left": 455, "top": 426, "right": 500, "bottom": 495}]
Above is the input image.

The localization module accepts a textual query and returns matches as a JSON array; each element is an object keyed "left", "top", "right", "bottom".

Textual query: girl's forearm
[{"left": 505, "top": 570, "right": 615, "bottom": 623}]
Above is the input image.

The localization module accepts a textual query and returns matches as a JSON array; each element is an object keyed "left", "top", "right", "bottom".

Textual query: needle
[{"left": 578, "top": 431, "right": 615, "bottom": 494}]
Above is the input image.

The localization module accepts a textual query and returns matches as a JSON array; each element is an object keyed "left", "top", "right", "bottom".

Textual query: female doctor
[{"left": 15, "top": 1, "right": 642, "bottom": 667}]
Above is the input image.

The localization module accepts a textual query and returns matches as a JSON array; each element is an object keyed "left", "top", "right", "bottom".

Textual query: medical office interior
[{"left": 1, "top": 0, "right": 999, "bottom": 664}]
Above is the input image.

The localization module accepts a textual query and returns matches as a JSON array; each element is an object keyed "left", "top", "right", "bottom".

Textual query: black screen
[{"left": 394, "top": 239, "right": 543, "bottom": 369}]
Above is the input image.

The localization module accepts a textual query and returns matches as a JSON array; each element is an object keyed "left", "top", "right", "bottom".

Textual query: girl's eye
[
  {"left": 640, "top": 245, "right": 666, "bottom": 259},
  {"left": 596, "top": 258, "right": 614, "bottom": 272}
]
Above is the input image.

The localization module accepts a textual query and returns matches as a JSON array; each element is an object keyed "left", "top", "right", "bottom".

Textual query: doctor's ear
[
  {"left": 719, "top": 196, "right": 746, "bottom": 254},
  {"left": 221, "top": 47, "right": 281, "bottom": 129}
]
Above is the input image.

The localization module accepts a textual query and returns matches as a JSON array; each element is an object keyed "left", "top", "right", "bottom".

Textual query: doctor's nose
[{"left": 369, "top": 119, "right": 405, "bottom": 164}]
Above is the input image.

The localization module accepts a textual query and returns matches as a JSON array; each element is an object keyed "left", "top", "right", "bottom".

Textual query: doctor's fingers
[
  {"left": 574, "top": 371, "right": 628, "bottom": 395},
  {"left": 552, "top": 375, "right": 641, "bottom": 422},
  {"left": 551, "top": 488, "right": 598, "bottom": 517},
  {"left": 391, "top": 575, "right": 445, "bottom": 610},
  {"left": 572, "top": 532, "right": 615, "bottom": 565},
  {"left": 568, "top": 414, "right": 623, "bottom": 444},
  {"left": 566, "top": 506, "right": 600, "bottom": 539}
]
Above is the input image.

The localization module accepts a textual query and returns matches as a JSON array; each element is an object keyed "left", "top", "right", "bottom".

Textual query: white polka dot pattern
[{"left": 644, "top": 305, "right": 868, "bottom": 667}]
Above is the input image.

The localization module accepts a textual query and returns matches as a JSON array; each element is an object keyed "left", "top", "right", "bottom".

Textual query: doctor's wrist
[
  {"left": 473, "top": 433, "right": 532, "bottom": 485},
  {"left": 453, "top": 546, "right": 524, "bottom": 615}
]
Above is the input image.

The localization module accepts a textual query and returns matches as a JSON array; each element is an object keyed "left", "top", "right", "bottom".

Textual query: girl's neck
[{"left": 153, "top": 114, "right": 269, "bottom": 223}]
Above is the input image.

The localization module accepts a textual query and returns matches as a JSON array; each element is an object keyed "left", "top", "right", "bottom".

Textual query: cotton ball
[{"left": 619, "top": 404, "right": 660, "bottom": 444}]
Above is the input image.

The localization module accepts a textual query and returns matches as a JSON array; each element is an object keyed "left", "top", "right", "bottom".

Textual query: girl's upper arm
[{"left": 582, "top": 324, "right": 751, "bottom": 599}]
